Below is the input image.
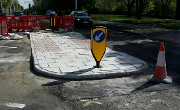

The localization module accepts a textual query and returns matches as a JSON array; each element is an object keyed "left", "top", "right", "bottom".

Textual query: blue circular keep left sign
[{"left": 93, "top": 30, "right": 105, "bottom": 43}]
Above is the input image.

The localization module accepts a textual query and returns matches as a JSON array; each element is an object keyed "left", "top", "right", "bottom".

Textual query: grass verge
[
  {"left": 162, "top": 24, "right": 180, "bottom": 30},
  {"left": 91, "top": 14, "right": 180, "bottom": 29}
]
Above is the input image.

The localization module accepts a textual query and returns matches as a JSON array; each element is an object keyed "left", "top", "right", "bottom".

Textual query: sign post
[{"left": 91, "top": 26, "right": 107, "bottom": 68}]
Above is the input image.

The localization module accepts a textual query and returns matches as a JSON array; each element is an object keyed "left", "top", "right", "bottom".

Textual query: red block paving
[
  {"left": 70, "top": 39, "right": 91, "bottom": 51},
  {"left": 33, "top": 37, "right": 61, "bottom": 52}
]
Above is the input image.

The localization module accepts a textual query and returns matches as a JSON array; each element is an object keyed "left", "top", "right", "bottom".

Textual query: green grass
[
  {"left": 162, "top": 23, "right": 180, "bottom": 29},
  {"left": 91, "top": 14, "right": 180, "bottom": 29}
]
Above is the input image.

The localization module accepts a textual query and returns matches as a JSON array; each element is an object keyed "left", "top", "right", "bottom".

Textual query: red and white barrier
[
  {"left": 0, "top": 15, "right": 74, "bottom": 35},
  {"left": 56, "top": 15, "right": 74, "bottom": 30},
  {"left": 0, "top": 19, "right": 8, "bottom": 36},
  {"left": 5, "top": 16, "right": 32, "bottom": 30}
]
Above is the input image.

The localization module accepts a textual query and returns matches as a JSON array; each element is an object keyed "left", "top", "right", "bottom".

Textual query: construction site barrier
[
  {"left": 0, "top": 15, "right": 74, "bottom": 35},
  {"left": 30, "top": 16, "right": 50, "bottom": 29},
  {"left": 0, "top": 19, "right": 8, "bottom": 36},
  {"left": 56, "top": 15, "right": 74, "bottom": 30},
  {"left": 56, "top": 16, "right": 63, "bottom": 29},
  {"left": 0, "top": 16, "right": 32, "bottom": 30}
]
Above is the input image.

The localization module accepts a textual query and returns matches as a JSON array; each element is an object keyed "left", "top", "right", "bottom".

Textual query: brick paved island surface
[{"left": 30, "top": 32, "right": 148, "bottom": 79}]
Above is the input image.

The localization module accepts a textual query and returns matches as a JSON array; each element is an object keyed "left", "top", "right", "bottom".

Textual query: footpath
[{"left": 30, "top": 20, "right": 180, "bottom": 80}]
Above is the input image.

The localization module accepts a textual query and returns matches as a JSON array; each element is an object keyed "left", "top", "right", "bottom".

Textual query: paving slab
[{"left": 30, "top": 31, "right": 148, "bottom": 79}]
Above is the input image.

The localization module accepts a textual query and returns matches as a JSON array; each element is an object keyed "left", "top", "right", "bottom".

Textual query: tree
[
  {"left": 0, "top": 0, "right": 7, "bottom": 6},
  {"left": 176, "top": 0, "right": 180, "bottom": 19},
  {"left": 160, "top": 0, "right": 173, "bottom": 18},
  {"left": 3, "top": 0, "right": 13, "bottom": 8},
  {"left": 78, "top": 0, "right": 97, "bottom": 11},
  {"left": 32, "top": 0, "right": 97, "bottom": 15},
  {"left": 20, "top": 6, "right": 24, "bottom": 11},
  {"left": 136, "top": 0, "right": 144, "bottom": 19},
  {"left": 96, "top": 0, "right": 120, "bottom": 14},
  {"left": 122, "top": 0, "right": 136, "bottom": 16},
  {"left": 96, "top": 0, "right": 111, "bottom": 12}
]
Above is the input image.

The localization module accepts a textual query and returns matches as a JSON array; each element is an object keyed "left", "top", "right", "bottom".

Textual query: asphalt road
[
  {"left": 0, "top": 33, "right": 68, "bottom": 110},
  {"left": 74, "top": 24, "right": 180, "bottom": 74},
  {"left": 0, "top": 25, "right": 180, "bottom": 109}
]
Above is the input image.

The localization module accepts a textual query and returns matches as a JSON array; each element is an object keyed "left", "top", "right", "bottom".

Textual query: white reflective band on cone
[{"left": 156, "top": 51, "right": 166, "bottom": 67}]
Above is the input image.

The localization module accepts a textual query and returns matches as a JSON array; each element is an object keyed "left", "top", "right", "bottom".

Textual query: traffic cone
[{"left": 149, "top": 42, "right": 172, "bottom": 84}]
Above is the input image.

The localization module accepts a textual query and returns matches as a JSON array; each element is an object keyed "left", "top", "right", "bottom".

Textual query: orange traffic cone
[{"left": 149, "top": 42, "right": 172, "bottom": 84}]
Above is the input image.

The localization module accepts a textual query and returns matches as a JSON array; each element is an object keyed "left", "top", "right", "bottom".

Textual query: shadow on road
[
  {"left": 131, "top": 81, "right": 159, "bottom": 93},
  {"left": 41, "top": 80, "right": 70, "bottom": 86}
]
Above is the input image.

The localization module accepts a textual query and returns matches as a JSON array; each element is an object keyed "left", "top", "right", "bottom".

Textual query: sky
[{"left": 19, "top": 0, "right": 34, "bottom": 9}]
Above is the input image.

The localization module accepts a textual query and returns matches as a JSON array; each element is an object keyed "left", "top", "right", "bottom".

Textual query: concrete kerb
[{"left": 30, "top": 32, "right": 148, "bottom": 80}]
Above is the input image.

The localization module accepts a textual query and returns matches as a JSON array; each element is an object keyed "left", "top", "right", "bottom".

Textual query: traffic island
[{"left": 30, "top": 32, "right": 148, "bottom": 80}]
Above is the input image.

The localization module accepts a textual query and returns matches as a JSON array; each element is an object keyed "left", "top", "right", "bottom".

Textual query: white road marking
[
  {"left": 0, "top": 46, "right": 17, "bottom": 48},
  {"left": 8, "top": 47, "right": 17, "bottom": 48},
  {"left": 6, "top": 103, "right": 25, "bottom": 108},
  {"left": 80, "top": 98, "right": 102, "bottom": 106}
]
